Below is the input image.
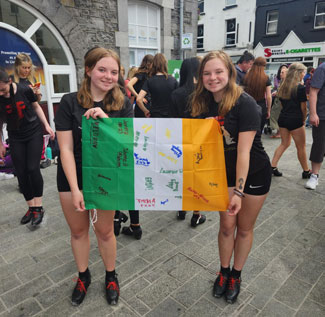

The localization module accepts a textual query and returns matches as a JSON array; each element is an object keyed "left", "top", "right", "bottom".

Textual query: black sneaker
[
  {"left": 114, "top": 211, "right": 128, "bottom": 236},
  {"left": 71, "top": 274, "right": 91, "bottom": 306},
  {"left": 31, "top": 207, "right": 44, "bottom": 226},
  {"left": 121, "top": 225, "right": 142, "bottom": 240},
  {"left": 302, "top": 170, "right": 311, "bottom": 179},
  {"left": 20, "top": 208, "right": 32, "bottom": 224},
  {"left": 105, "top": 274, "right": 119, "bottom": 305},
  {"left": 177, "top": 210, "right": 186, "bottom": 220},
  {"left": 40, "top": 159, "right": 51, "bottom": 169},
  {"left": 272, "top": 167, "right": 282, "bottom": 177},
  {"left": 190, "top": 214, "right": 206, "bottom": 228},
  {"left": 213, "top": 272, "right": 229, "bottom": 298},
  {"left": 225, "top": 277, "right": 241, "bottom": 304}
]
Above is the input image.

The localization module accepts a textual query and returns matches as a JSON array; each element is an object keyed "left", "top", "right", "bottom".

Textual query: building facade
[
  {"left": 0, "top": 0, "right": 197, "bottom": 128},
  {"left": 197, "top": 0, "right": 256, "bottom": 61},
  {"left": 254, "top": 0, "right": 325, "bottom": 79}
]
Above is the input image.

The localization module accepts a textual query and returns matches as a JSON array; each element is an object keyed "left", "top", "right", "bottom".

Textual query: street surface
[{"left": 0, "top": 128, "right": 324, "bottom": 316}]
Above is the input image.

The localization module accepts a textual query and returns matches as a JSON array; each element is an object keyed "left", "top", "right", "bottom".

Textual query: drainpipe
[{"left": 180, "top": 0, "right": 184, "bottom": 60}]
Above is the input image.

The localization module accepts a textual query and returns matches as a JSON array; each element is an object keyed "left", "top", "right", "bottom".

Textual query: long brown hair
[
  {"left": 278, "top": 62, "right": 306, "bottom": 100},
  {"left": 137, "top": 54, "right": 153, "bottom": 74},
  {"left": 191, "top": 51, "right": 242, "bottom": 117},
  {"left": 14, "top": 53, "right": 35, "bottom": 84},
  {"left": 149, "top": 53, "right": 168, "bottom": 79},
  {"left": 77, "top": 47, "right": 124, "bottom": 111},
  {"left": 243, "top": 57, "right": 268, "bottom": 101}
]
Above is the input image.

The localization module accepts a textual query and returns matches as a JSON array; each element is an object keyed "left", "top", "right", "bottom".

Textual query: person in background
[
  {"left": 270, "top": 64, "right": 288, "bottom": 138},
  {"left": 169, "top": 57, "right": 206, "bottom": 227},
  {"left": 127, "top": 54, "right": 153, "bottom": 117},
  {"left": 54, "top": 48, "right": 133, "bottom": 306},
  {"left": 243, "top": 57, "right": 272, "bottom": 132},
  {"left": 0, "top": 69, "right": 55, "bottom": 226},
  {"left": 125, "top": 66, "right": 138, "bottom": 104},
  {"left": 271, "top": 63, "right": 310, "bottom": 179},
  {"left": 235, "top": 51, "right": 255, "bottom": 85},
  {"left": 191, "top": 51, "right": 271, "bottom": 304},
  {"left": 305, "top": 62, "right": 325, "bottom": 190},
  {"left": 137, "top": 53, "right": 178, "bottom": 118},
  {"left": 304, "top": 67, "right": 314, "bottom": 127}
]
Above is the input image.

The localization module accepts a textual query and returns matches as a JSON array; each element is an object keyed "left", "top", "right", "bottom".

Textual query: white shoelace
[{"left": 90, "top": 209, "right": 98, "bottom": 229}]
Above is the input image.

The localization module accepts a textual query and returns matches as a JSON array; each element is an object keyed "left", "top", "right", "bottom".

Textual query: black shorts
[
  {"left": 310, "top": 120, "right": 325, "bottom": 163},
  {"left": 278, "top": 116, "right": 303, "bottom": 131},
  {"left": 227, "top": 162, "right": 272, "bottom": 196},
  {"left": 57, "top": 158, "right": 82, "bottom": 192}
]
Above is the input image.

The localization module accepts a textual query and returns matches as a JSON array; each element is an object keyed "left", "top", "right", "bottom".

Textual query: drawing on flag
[{"left": 82, "top": 117, "right": 229, "bottom": 211}]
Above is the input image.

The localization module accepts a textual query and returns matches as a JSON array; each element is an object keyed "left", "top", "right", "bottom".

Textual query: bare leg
[
  {"left": 311, "top": 162, "right": 322, "bottom": 175},
  {"left": 291, "top": 126, "right": 309, "bottom": 171},
  {"left": 271, "top": 127, "right": 291, "bottom": 167},
  {"left": 233, "top": 193, "right": 268, "bottom": 270},
  {"left": 59, "top": 192, "right": 90, "bottom": 272},
  {"left": 93, "top": 210, "right": 116, "bottom": 271}
]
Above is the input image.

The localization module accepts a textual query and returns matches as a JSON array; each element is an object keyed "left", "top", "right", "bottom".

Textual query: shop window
[
  {"left": 53, "top": 74, "right": 70, "bottom": 94},
  {"left": 0, "top": 0, "right": 35, "bottom": 32},
  {"left": 225, "top": 18, "right": 236, "bottom": 46},
  {"left": 225, "top": 0, "right": 236, "bottom": 6},
  {"left": 198, "top": 1, "right": 204, "bottom": 15},
  {"left": 315, "top": 2, "right": 325, "bottom": 28},
  {"left": 31, "top": 24, "right": 68, "bottom": 65},
  {"left": 128, "top": 1, "right": 160, "bottom": 66},
  {"left": 266, "top": 11, "right": 278, "bottom": 34},
  {"left": 197, "top": 24, "right": 204, "bottom": 51}
]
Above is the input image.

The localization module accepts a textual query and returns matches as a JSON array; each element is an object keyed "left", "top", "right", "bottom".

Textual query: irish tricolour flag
[{"left": 82, "top": 117, "right": 228, "bottom": 211}]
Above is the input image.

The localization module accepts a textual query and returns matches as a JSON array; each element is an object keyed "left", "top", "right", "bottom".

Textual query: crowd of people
[{"left": 0, "top": 47, "right": 324, "bottom": 308}]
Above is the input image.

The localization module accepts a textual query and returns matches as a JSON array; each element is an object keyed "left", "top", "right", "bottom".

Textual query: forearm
[
  {"left": 301, "top": 102, "right": 307, "bottom": 121},
  {"left": 235, "top": 151, "right": 250, "bottom": 192},
  {"left": 136, "top": 97, "right": 149, "bottom": 113},
  {"left": 33, "top": 103, "right": 50, "bottom": 128},
  {"left": 309, "top": 88, "right": 318, "bottom": 115}
]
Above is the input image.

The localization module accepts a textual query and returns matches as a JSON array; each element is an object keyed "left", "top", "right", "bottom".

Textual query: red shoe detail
[
  {"left": 106, "top": 281, "right": 120, "bottom": 295},
  {"left": 73, "top": 277, "right": 87, "bottom": 294}
]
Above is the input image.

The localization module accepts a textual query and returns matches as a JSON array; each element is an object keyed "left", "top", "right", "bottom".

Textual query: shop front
[{"left": 254, "top": 31, "right": 325, "bottom": 85}]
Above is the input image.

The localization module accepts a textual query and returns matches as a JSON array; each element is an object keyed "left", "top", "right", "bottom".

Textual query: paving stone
[
  {"left": 274, "top": 275, "right": 312, "bottom": 309},
  {"left": 7, "top": 298, "right": 42, "bottom": 316},
  {"left": 171, "top": 272, "right": 211, "bottom": 308},
  {"left": 107, "top": 300, "right": 138, "bottom": 316},
  {"left": 263, "top": 256, "right": 298, "bottom": 281},
  {"left": 0, "top": 274, "right": 22, "bottom": 296},
  {"left": 1, "top": 275, "right": 52, "bottom": 308},
  {"left": 136, "top": 275, "right": 182, "bottom": 309},
  {"left": 307, "top": 216, "right": 325, "bottom": 234},
  {"left": 241, "top": 256, "right": 267, "bottom": 285},
  {"left": 39, "top": 297, "right": 79, "bottom": 316},
  {"left": 0, "top": 255, "right": 36, "bottom": 280},
  {"left": 121, "top": 277, "right": 150, "bottom": 301},
  {"left": 142, "top": 268, "right": 167, "bottom": 284},
  {"left": 251, "top": 225, "right": 274, "bottom": 250},
  {"left": 305, "top": 237, "right": 325, "bottom": 263},
  {"left": 175, "top": 240, "right": 202, "bottom": 257},
  {"left": 238, "top": 304, "right": 260, "bottom": 316},
  {"left": 259, "top": 298, "right": 296, "bottom": 316},
  {"left": 293, "top": 258, "right": 324, "bottom": 284},
  {"left": 181, "top": 297, "right": 222, "bottom": 317},
  {"left": 165, "top": 228, "right": 199, "bottom": 246},
  {"left": 194, "top": 241, "right": 218, "bottom": 263},
  {"left": 308, "top": 274, "right": 325, "bottom": 305},
  {"left": 140, "top": 239, "right": 176, "bottom": 263},
  {"left": 247, "top": 274, "right": 282, "bottom": 310},
  {"left": 191, "top": 226, "right": 218, "bottom": 246},
  {"left": 294, "top": 227, "right": 322, "bottom": 249},
  {"left": 0, "top": 300, "right": 5, "bottom": 314},
  {"left": 47, "top": 260, "right": 77, "bottom": 283},
  {"left": 296, "top": 299, "right": 325, "bottom": 317},
  {"left": 117, "top": 256, "right": 149, "bottom": 283},
  {"left": 146, "top": 297, "right": 185, "bottom": 317},
  {"left": 126, "top": 297, "right": 150, "bottom": 316},
  {"left": 251, "top": 237, "right": 285, "bottom": 263}
]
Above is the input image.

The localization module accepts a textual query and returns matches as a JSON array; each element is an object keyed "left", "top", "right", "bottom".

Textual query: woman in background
[{"left": 271, "top": 62, "right": 310, "bottom": 179}]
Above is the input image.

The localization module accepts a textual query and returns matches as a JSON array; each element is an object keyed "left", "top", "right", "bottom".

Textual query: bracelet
[{"left": 233, "top": 188, "right": 245, "bottom": 198}]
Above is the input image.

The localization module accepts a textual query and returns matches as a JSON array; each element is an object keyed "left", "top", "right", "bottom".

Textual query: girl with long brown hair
[
  {"left": 191, "top": 51, "right": 271, "bottom": 304},
  {"left": 243, "top": 57, "right": 272, "bottom": 131},
  {"left": 271, "top": 62, "right": 310, "bottom": 178},
  {"left": 54, "top": 47, "right": 133, "bottom": 306}
]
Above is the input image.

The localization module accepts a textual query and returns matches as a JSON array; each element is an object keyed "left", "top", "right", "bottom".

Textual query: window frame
[
  {"left": 266, "top": 10, "right": 279, "bottom": 35},
  {"left": 314, "top": 1, "right": 325, "bottom": 29},
  {"left": 225, "top": 0, "right": 236, "bottom": 7},
  {"left": 197, "top": 24, "right": 204, "bottom": 51},
  {"left": 198, "top": 0, "right": 204, "bottom": 15},
  {"left": 225, "top": 18, "right": 236, "bottom": 47}
]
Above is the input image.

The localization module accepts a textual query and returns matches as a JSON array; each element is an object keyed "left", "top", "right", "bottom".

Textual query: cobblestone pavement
[{"left": 0, "top": 128, "right": 324, "bottom": 317}]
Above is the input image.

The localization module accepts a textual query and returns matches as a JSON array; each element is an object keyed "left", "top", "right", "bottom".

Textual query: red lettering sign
[{"left": 264, "top": 48, "right": 272, "bottom": 58}]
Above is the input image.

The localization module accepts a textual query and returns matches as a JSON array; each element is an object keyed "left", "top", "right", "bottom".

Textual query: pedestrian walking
[
  {"left": 305, "top": 62, "right": 325, "bottom": 190},
  {"left": 54, "top": 47, "right": 133, "bottom": 306},
  {"left": 0, "top": 69, "right": 55, "bottom": 226},
  {"left": 190, "top": 51, "right": 271, "bottom": 304},
  {"left": 270, "top": 62, "right": 311, "bottom": 178},
  {"left": 235, "top": 51, "right": 254, "bottom": 84}
]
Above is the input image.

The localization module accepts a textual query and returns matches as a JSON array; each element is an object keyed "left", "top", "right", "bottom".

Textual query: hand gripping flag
[{"left": 82, "top": 117, "right": 229, "bottom": 211}]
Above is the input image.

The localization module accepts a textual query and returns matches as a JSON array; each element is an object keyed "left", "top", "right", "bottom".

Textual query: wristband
[{"left": 233, "top": 188, "right": 245, "bottom": 198}]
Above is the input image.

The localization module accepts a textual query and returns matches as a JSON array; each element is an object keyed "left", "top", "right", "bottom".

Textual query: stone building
[{"left": 0, "top": 0, "right": 197, "bottom": 127}]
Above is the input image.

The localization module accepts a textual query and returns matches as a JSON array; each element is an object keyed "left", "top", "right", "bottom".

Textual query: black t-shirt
[
  {"left": 279, "top": 84, "right": 307, "bottom": 120},
  {"left": 195, "top": 92, "right": 270, "bottom": 178},
  {"left": 0, "top": 84, "right": 40, "bottom": 140},
  {"left": 142, "top": 75, "right": 178, "bottom": 117},
  {"left": 54, "top": 93, "right": 133, "bottom": 166},
  {"left": 133, "top": 72, "right": 148, "bottom": 94},
  {"left": 170, "top": 86, "right": 192, "bottom": 118}
]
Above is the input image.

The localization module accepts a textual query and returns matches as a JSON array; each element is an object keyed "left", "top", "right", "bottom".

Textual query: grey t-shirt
[{"left": 311, "top": 62, "right": 325, "bottom": 120}]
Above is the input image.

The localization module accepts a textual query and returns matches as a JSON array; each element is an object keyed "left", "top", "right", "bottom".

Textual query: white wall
[{"left": 198, "top": 0, "right": 256, "bottom": 58}]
